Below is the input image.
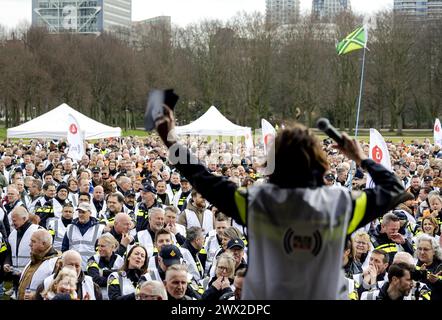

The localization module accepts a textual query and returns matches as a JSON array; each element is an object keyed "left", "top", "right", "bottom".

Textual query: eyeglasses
[
  {"left": 417, "top": 247, "right": 432, "bottom": 252},
  {"left": 217, "top": 266, "right": 230, "bottom": 272}
]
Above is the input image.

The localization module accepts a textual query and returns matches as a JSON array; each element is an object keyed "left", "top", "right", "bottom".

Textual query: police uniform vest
[
  {"left": 136, "top": 230, "right": 154, "bottom": 258},
  {"left": 0, "top": 231, "right": 7, "bottom": 254},
  {"left": 43, "top": 273, "right": 97, "bottom": 300},
  {"left": 184, "top": 209, "right": 214, "bottom": 235},
  {"left": 88, "top": 253, "right": 124, "bottom": 300},
  {"left": 242, "top": 184, "right": 354, "bottom": 300},
  {"left": 170, "top": 224, "right": 187, "bottom": 245},
  {"left": 25, "top": 196, "right": 44, "bottom": 215},
  {"left": 68, "top": 193, "right": 78, "bottom": 208},
  {"left": 47, "top": 218, "right": 68, "bottom": 251},
  {"left": 147, "top": 257, "right": 162, "bottom": 281},
  {"left": 204, "top": 230, "right": 221, "bottom": 275},
  {"left": 6, "top": 200, "right": 26, "bottom": 230},
  {"left": 173, "top": 190, "right": 191, "bottom": 210},
  {"left": 35, "top": 200, "right": 55, "bottom": 218},
  {"left": 107, "top": 271, "right": 138, "bottom": 297},
  {"left": 180, "top": 247, "right": 204, "bottom": 283},
  {"left": 65, "top": 222, "right": 104, "bottom": 270},
  {"left": 8, "top": 223, "right": 40, "bottom": 271},
  {"left": 20, "top": 256, "right": 59, "bottom": 291}
]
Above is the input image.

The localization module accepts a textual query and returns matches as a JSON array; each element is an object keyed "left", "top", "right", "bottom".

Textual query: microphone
[{"left": 316, "top": 118, "right": 345, "bottom": 147}]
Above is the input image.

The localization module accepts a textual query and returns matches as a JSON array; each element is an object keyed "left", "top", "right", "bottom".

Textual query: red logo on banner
[
  {"left": 264, "top": 134, "right": 273, "bottom": 146},
  {"left": 436, "top": 124, "right": 440, "bottom": 132},
  {"left": 69, "top": 124, "right": 77, "bottom": 134},
  {"left": 372, "top": 145, "right": 383, "bottom": 163}
]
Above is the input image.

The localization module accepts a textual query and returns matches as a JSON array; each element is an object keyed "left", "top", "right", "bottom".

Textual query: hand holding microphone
[{"left": 316, "top": 118, "right": 367, "bottom": 166}]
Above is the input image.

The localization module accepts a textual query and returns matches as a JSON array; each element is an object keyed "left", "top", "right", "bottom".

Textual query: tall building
[
  {"left": 312, "top": 0, "right": 351, "bottom": 19},
  {"left": 32, "top": 0, "right": 132, "bottom": 35},
  {"left": 266, "top": 0, "right": 300, "bottom": 25},
  {"left": 131, "top": 16, "right": 172, "bottom": 49},
  {"left": 393, "top": 0, "right": 442, "bottom": 19}
]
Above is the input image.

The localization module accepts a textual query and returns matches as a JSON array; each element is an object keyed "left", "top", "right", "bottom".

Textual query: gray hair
[
  {"left": 33, "top": 229, "right": 53, "bottom": 247},
  {"left": 414, "top": 234, "right": 442, "bottom": 261},
  {"left": 186, "top": 226, "right": 203, "bottom": 242},
  {"left": 392, "top": 252, "right": 415, "bottom": 266},
  {"left": 381, "top": 212, "right": 400, "bottom": 226},
  {"left": 148, "top": 207, "right": 165, "bottom": 220},
  {"left": 11, "top": 206, "right": 29, "bottom": 219},
  {"left": 138, "top": 280, "right": 168, "bottom": 300}
]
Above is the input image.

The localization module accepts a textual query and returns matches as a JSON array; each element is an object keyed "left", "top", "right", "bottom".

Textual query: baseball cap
[
  {"left": 91, "top": 167, "right": 100, "bottom": 173},
  {"left": 57, "top": 183, "right": 69, "bottom": 193},
  {"left": 124, "top": 190, "right": 136, "bottom": 197},
  {"left": 159, "top": 245, "right": 183, "bottom": 266},
  {"left": 423, "top": 176, "right": 433, "bottom": 182},
  {"left": 393, "top": 210, "right": 408, "bottom": 221},
  {"left": 227, "top": 238, "right": 245, "bottom": 250},
  {"left": 180, "top": 176, "right": 189, "bottom": 183},
  {"left": 324, "top": 173, "right": 335, "bottom": 181},
  {"left": 141, "top": 183, "right": 157, "bottom": 194},
  {"left": 77, "top": 202, "right": 92, "bottom": 212}
]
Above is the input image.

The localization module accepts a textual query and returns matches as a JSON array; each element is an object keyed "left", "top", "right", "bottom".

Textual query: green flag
[{"left": 336, "top": 26, "right": 367, "bottom": 56}]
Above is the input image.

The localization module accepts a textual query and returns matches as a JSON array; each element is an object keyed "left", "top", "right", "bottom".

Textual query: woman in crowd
[
  {"left": 202, "top": 253, "right": 235, "bottom": 300},
  {"left": 42, "top": 267, "right": 78, "bottom": 300},
  {"left": 107, "top": 244, "right": 148, "bottom": 300},
  {"left": 87, "top": 233, "right": 124, "bottom": 300}
]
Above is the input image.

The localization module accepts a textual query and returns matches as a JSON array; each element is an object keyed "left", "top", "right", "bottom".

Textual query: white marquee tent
[
  {"left": 7, "top": 103, "right": 121, "bottom": 139},
  {"left": 175, "top": 106, "right": 251, "bottom": 137}
]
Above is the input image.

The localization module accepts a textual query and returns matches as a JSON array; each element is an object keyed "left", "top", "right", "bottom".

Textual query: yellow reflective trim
[
  {"left": 234, "top": 188, "right": 247, "bottom": 225},
  {"left": 348, "top": 292, "right": 358, "bottom": 300},
  {"left": 153, "top": 247, "right": 158, "bottom": 253},
  {"left": 87, "top": 262, "right": 99, "bottom": 270},
  {"left": 109, "top": 278, "right": 119, "bottom": 286},
  {"left": 422, "top": 293, "right": 431, "bottom": 300},
  {"left": 0, "top": 244, "right": 7, "bottom": 253},
  {"left": 199, "top": 248, "right": 207, "bottom": 254},
  {"left": 380, "top": 247, "right": 398, "bottom": 253},
  {"left": 347, "top": 192, "right": 367, "bottom": 235},
  {"left": 48, "top": 230, "right": 55, "bottom": 236},
  {"left": 136, "top": 210, "right": 145, "bottom": 217}
]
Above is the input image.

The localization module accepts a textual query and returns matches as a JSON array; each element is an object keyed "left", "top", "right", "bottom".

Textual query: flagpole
[{"left": 347, "top": 45, "right": 367, "bottom": 191}]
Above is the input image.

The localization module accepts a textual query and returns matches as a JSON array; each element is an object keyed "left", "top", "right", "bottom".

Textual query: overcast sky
[{"left": 0, "top": 0, "right": 393, "bottom": 30}]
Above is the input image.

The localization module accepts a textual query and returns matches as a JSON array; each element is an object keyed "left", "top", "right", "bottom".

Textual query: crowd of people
[{"left": 0, "top": 132, "right": 440, "bottom": 300}]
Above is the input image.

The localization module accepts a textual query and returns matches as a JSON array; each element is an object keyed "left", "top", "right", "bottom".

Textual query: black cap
[
  {"left": 325, "top": 173, "right": 335, "bottom": 180},
  {"left": 57, "top": 183, "right": 69, "bottom": 193},
  {"left": 141, "top": 183, "right": 157, "bottom": 194},
  {"left": 180, "top": 176, "right": 189, "bottom": 183},
  {"left": 124, "top": 189, "right": 136, "bottom": 197},
  {"left": 159, "top": 245, "right": 183, "bottom": 266},
  {"left": 227, "top": 238, "right": 245, "bottom": 250},
  {"left": 91, "top": 167, "right": 100, "bottom": 173},
  {"left": 393, "top": 210, "right": 408, "bottom": 221},
  {"left": 424, "top": 176, "right": 433, "bottom": 182}
]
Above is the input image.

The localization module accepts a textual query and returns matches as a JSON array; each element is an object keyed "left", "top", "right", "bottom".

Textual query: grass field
[{"left": 0, "top": 126, "right": 433, "bottom": 145}]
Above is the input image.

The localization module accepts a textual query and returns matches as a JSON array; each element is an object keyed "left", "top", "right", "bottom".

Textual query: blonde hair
[
  {"left": 98, "top": 233, "right": 119, "bottom": 251},
  {"left": 216, "top": 252, "right": 236, "bottom": 279},
  {"left": 43, "top": 267, "right": 78, "bottom": 299}
]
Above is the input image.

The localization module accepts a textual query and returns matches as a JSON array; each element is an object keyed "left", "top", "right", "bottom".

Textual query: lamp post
[{"left": 125, "top": 108, "right": 129, "bottom": 132}]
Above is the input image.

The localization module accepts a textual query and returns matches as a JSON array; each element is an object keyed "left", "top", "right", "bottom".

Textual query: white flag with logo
[
  {"left": 366, "top": 128, "right": 392, "bottom": 189},
  {"left": 434, "top": 118, "right": 442, "bottom": 147},
  {"left": 261, "top": 119, "right": 276, "bottom": 155},
  {"left": 67, "top": 114, "right": 84, "bottom": 161}
]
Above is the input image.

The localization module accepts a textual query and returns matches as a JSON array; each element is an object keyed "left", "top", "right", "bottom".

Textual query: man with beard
[
  {"left": 91, "top": 167, "right": 103, "bottom": 187},
  {"left": 173, "top": 177, "right": 192, "bottom": 212},
  {"left": 17, "top": 229, "right": 60, "bottom": 300},
  {"left": 123, "top": 190, "right": 136, "bottom": 219},
  {"left": 406, "top": 175, "right": 421, "bottom": 200},
  {"left": 178, "top": 190, "right": 214, "bottom": 236}
]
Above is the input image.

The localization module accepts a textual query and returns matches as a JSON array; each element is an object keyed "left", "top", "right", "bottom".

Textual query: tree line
[{"left": 0, "top": 11, "right": 441, "bottom": 134}]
